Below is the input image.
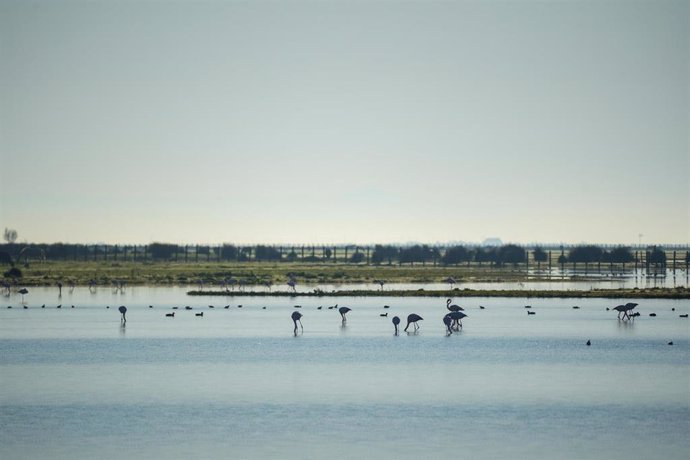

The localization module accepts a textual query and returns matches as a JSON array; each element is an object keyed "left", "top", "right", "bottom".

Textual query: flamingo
[
  {"left": 339, "top": 306, "right": 351, "bottom": 322},
  {"left": 443, "top": 277, "right": 456, "bottom": 289},
  {"left": 291, "top": 311, "right": 303, "bottom": 334},
  {"left": 18, "top": 288, "right": 28, "bottom": 303},
  {"left": 118, "top": 306, "right": 127, "bottom": 323},
  {"left": 447, "top": 311, "right": 467, "bottom": 330},
  {"left": 446, "top": 298, "right": 464, "bottom": 313},
  {"left": 392, "top": 316, "right": 401, "bottom": 335},
  {"left": 443, "top": 315, "right": 453, "bottom": 335},
  {"left": 404, "top": 314, "right": 423, "bottom": 332}
]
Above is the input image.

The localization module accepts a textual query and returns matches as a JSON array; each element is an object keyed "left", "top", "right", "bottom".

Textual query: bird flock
[{"left": 3, "top": 287, "right": 687, "bottom": 344}]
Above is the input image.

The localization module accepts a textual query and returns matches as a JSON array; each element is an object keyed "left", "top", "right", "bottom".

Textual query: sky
[{"left": 0, "top": 0, "right": 688, "bottom": 246}]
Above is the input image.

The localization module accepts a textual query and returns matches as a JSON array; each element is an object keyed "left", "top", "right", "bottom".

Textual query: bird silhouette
[
  {"left": 392, "top": 316, "right": 401, "bottom": 335},
  {"left": 196, "top": 312, "right": 204, "bottom": 317},
  {"left": 586, "top": 340, "right": 591, "bottom": 346},
  {"left": 291, "top": 311, "right": 303, "bottom": 334},
  {"left": 165, "top": 312, "right": 175, "bottom": 317},
  {"left": 447, "top": 311, "right": 467, "bottom": 330},
  {"left": 404, "top": 314, "right": 423, "bottom": 332},
  {"left": 118, "top": 306, "right": 127, "bottom": 323},
  {"left": 443, "top": 315, "right": 453, "bottom": 335},
  {"left": 18, "top": 288, "right": 28, "bottom": 303},
  {"left": 339, "top": 306, "right": 351, "bottom": 322},
  {"left": 527, "top": 311, "right": 536, "bottom": 315},
  {"left": 380, "top": 312, "right": 388, "bottom": 317},
  {"left": 446, "top": 298, "right": 464, "bottom": 312}
]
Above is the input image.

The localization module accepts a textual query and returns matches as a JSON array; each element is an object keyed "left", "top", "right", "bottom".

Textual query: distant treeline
[{"left": 1, "top": 242, "right": 688, "bottom": 268}]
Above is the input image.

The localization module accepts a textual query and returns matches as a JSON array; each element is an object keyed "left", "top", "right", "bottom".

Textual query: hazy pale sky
[{"left": 1, "top": 0, "right": 688, "bottom": 245}]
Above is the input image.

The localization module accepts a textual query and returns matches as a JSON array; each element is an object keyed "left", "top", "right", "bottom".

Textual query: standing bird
[
  {"left": 118, "top": 306, "right": 127, "bottom": 323},
  {"left": 392, "top": 316, "right": 401, "bottom": 335},
  {"left": 443, "top": 277, "right": 456, "bottom": 289},
  {"left": 291, "top": 311, "right": 303, "bottom": 334},
  {"left": 443, "top": 315, "right": 453, "bottom": 335},
  {"left": 18, "top": 288, "right": 28, "bottom": 303},
  {"left": 447, "top": 311, "right": 467, "bottom": 330},
  {"left": 404, "top": 314, "right": 423, "bottom": 332},
  {"left": 339, "top": 306, "right": 351, "bottom": 323},
  {"left": 446, "top": 298, "right": 464, "bottom": 313}
]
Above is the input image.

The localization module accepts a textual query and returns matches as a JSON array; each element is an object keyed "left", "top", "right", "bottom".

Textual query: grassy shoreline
[{"left": 187, "top": 287, "right": 690, "bottom": 299}]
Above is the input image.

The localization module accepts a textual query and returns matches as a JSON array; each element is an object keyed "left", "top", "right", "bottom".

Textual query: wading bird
[
  {"left": 443, "top": 315, "right": 453, "bottom": 335},
  {"left": 446, "top": 298, "right": 464, "bottom": 313},
  {"left": 118, "top": 306, "right": 127, "bottom": 323},
  {"left": 392, "top": 316, "right": 401, "bottom": 335},
  {"left": 404, "top": 314, "right": 423, "bottom": 332},
  {"left": 339, "top": 306, "right": 351, "bottom": 323},
  {"left": 447, "top": 311, "right": 467, "bottom": 330},
  {"left": 18, "top": 288, "right": 28, "bottom": 303},
  {"left": 291, "top": 311, "right": 303, "bottom": 334}
]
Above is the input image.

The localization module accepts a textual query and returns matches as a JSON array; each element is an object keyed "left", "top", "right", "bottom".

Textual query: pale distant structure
[{"left": 482, "top": 238, "right": 503, "bottom": 247}]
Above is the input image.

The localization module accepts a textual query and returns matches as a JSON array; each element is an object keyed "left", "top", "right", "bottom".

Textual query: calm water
[{"left": 1, "top": 288, "right": 689, "bottom": 459}]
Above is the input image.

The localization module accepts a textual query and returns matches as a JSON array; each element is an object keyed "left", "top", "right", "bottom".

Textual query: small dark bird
[
  {"left": 291, "top": 311, "right": 303, "bottom": 334},
  {"left": 294, "top": 305, "right": 302, "bottom": 309},
  {"left": 262, "top": 306, "right": 266, "bottom": 310},
  {"left": 185, "top": 306, "right": 192, "bottom": 310},
  {"left": 224, "top": 305, "right": 230, "bottom": 309},
  {"left": 524, "top": 305, "right": 532, "bottom": 309},
  {"left": 149, "top": 305, "right": 153, "bottom": 309},
  {"left": 6, "top": 306, "right": 11, "bottom": 309},
  {"left": 165, "top": 312, "right": 175, "bottom": 317},
  {"left": 237, "top": 305, "right": 243, "bottom": 308},
  {"left": 339, "top": 306, "right": 351, "bottom": 322},
  {"left": 680, "top": 314, "right": 688, "bottom": 318},
  {"left": 106, "top": 306, "right": 110, "bottom": 309},
  {"left": 668, "top": 341, "right": 674, "bottom": 346},
  {"left": 586, "top": 340, "right": 591, "bottom": 346},
  {"left": 196, "top": 312, "right": 204, "bottom": 317},
  {"left": 23, "top": 305, "right": 27, "bottom": 309},
  {"left": 208, "top": 305, "right": 214, "bottom": 309},
  {"left": 606, "top": 307, "right": 610, "bottom": 311},
  {"left": 172, "top": 306, "right": 179, "bottom": 310},
  {"left": 671, "top": 308, "right": 675, "bottom": 311},
  {"left": 56, "top": 305, "right": 62, "bottom": 309},
  {"left": 383, "top": 305, "right": 390, "bottom": 309},
  {"left": 317, "top": 306, "right": 323, "bottom": 310},
  {"left": 118, "top": 306, "right": 127, "bottom": 323},
  {"left": 479, "top": 306, "right": 485, "bottom": 309},
  {"left": 573, "top": 306, "right": 580, "bottom": 309},
  {"left": 527, "top": 311, "right": 536, "bottom": 315},
  {"left": 404, "top": 314, "right": 423, "bottom": 332},
  {"left": 71, "top": 305, "right": 75, "bottom": 308},
  {"left": 392, "top": 316, "right": 401, "bottom": 335},
  {"left": 380, "top": 312, "right": 388, "bottom": 317},
  {"left": 41, "top": 304, "right": 45, "bottom": 308},
  {"left": 649, "top": 313, "right": 657, "bottom": 317}
]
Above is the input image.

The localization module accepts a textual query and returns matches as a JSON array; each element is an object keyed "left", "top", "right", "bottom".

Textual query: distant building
[{"left": 482, "top": 238, "right": 503, "bottom": 247}]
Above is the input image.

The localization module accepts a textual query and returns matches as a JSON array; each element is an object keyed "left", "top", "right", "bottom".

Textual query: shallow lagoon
[{"left": 1, "top": 288, "right": 689, "bottom": 459}]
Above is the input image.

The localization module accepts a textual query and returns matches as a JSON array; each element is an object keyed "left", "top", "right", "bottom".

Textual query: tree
[
  {"left": 498, "top": 244, "right": 525, "bottom": 267},
  {"left": 568, "top": 245, "right": 604, "bottom": 264},
  {"left": 442, "top": 245, "right": 470, "bottom": 265},
  {"left": 605, "top": 246, "right": 634, "bottom": 263},
  {"left": 255, "top": 245, "right": 282, "bottom": 261},
  {"left": 3, "top": 228, "right": 17, "bottom": 244},
  {"left": 350, "top": 252, "right": 365, "bottom": 263},
  {"left": 220, "top": 244, "right": 238, "bottom": 261},
  {"left": 648, "top": 246, "right": 666, "bottom": 266},
  {"left": 371, "top": 245, "right": 398, "bottom": 265},
  {"left": 149, "top": 243, "right": 178, "bottom": 260},
  {"left": 533, "top": 246, "right": 547, "bottom": 271}
]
